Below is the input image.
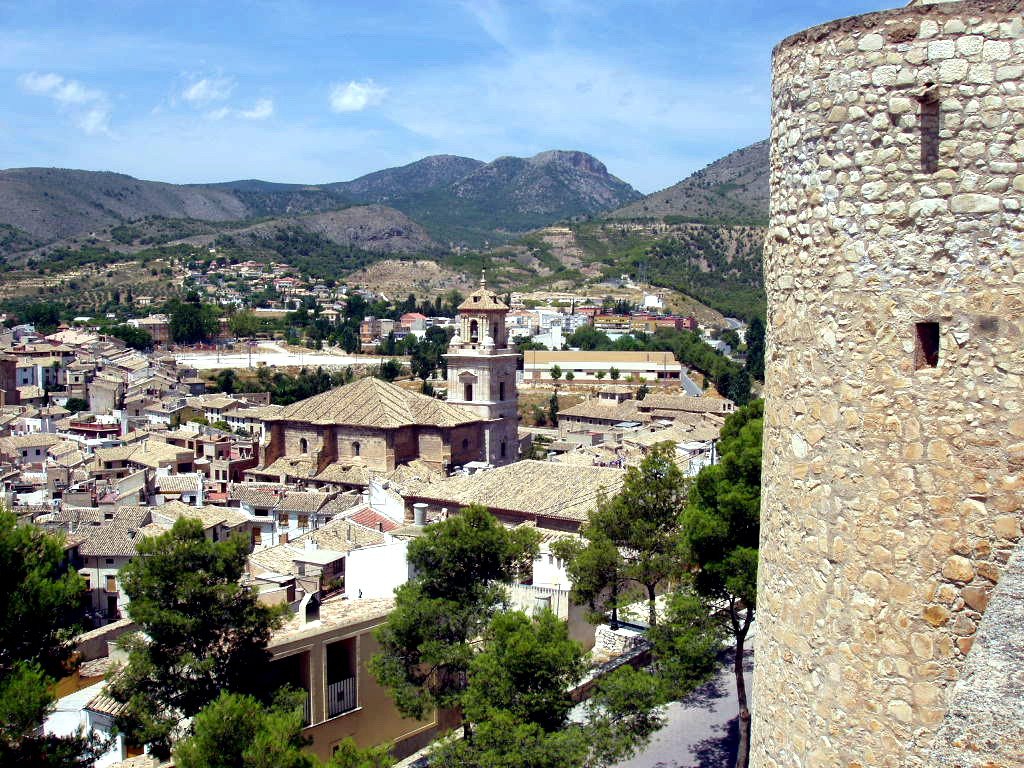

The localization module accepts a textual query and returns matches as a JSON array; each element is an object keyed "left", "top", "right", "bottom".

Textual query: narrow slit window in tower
[
  {"left": 920, "top": 96, "right": 940, "bottom": 174},
  {"left": 914, "top": 322, "right": 940, "bottom": 369},
  {"left": 464, "top": 383, "right": 473, "bottom": 401},
  {"left": 469, "top": 320, "right": 479, "bottom": 343},
  {"left": 499, "top": 381, "right": 506, "bottom": 401}
]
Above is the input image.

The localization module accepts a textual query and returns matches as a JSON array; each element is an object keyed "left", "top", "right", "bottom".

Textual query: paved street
[{"left": 617, "top": 647, "right": 753, "bottom": 768}]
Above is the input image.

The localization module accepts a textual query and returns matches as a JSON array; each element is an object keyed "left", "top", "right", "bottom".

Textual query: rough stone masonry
[{"left": 753, "top": 1, "right": 1024, "bottom": 766}]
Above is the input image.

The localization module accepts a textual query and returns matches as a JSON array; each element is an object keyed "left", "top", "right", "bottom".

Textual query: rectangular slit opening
[
  {"left": 915, "top": 322, "right": 940, "bottom": 369},
  {"left": 920, "top": 97, "right": 940, "bottom": 174}
]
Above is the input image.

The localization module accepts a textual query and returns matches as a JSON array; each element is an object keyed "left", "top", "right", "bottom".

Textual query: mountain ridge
[
  {"left": 0, "top": 149, "right": 640, "bottom": 255},
  {"left": 607, "top": 139, "right": 769, "bottom": 224}
]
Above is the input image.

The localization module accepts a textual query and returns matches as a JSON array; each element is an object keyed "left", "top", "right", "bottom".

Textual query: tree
[
  {"left": 609, "top": 367, "right": 620, "bottom": 380},
  {"left": 596, "top": 370, "right": 606, "bottom": 380},
  {"left": 370, "top": 506, "right": 539, "bottom": 734},
  {"left": 175, "top": 690, "right": 392, "bottom": 768},
  {"left": 636, "top": 383, "right": 650, "bottom": 401},
  {"left": 376, "top": 359, "right": 403, "bottom": 382},
  {"left": 745, "top": 317, "right": 765, "bottom": 382},
  {"left": 565, "top": 444, "right": 688, "bottom": 627},
  {"left": 169, "top": 300, "right": 218, "bottom": 345},
  {"left": 463, "top": 611, "right": 583, "bottom": 731},
  {"left": 681, "top": 400, "right": 762, "bottom": 768},
  {"left": 430, "top": 611, "right": 669, "bottom": 768},
  {"left": 64, "top": 397, "right": 89, "bottom": 414},
  {"left": 227, "top": 311, "right": 260, "bottom": 339},
  {"left": 548, "top": 393, "right": 559, "bottom": 427},
  {"left": 215, "top": 368, "right": 238, "bottom": 394},
  {"left": 719, "top": 328, "right": 741, "bottom": 350},
  {"left": 0, "top": 508, "right": 99, "bottom": 767},
  {"left": 567, "top": 325, "right": 612, "bottom": 351},
  {"left": 646, "top": 590, "right": 723, "bottom": 701},
  {"left": 549, "top": 364, "right": 562, "bottom": 381},
  {"left": 552, "top": 529, "right": 628, "bottom": 630},
  {"left": 108, "top": 324, "right": 154, "bottom": 351},
  {"left": 175, "top": 690, "right": 313, "bottom": 768},
  {"left": 107, "top": 518, "right": 285, "bottom": 758},
  {"left": 564, "top": 371, "right": 575, "bottom": 381}
]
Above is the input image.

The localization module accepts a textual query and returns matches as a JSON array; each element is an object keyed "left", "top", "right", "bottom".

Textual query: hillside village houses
[{"left": 4, "top": 277, "right": 739, "bottom": 766}]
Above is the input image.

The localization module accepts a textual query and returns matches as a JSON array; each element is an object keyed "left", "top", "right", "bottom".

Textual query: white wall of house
[
  {"left": 532, "top": 546, "right": 571, "bottom": 589},
  {"left": 345, "top": 540, "right": 410, "bottom": 599}
]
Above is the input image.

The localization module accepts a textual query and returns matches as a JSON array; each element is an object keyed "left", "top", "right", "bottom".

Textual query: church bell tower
[{"left": 445, "top": 273, "right": 519, "bottom": 466}]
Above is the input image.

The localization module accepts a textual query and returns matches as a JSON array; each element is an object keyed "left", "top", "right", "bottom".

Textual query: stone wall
[{"left": 754, "top": 2, "right": 1024, "bottom": 767}]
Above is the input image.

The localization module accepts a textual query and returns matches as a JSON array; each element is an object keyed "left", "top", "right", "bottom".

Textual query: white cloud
[
  {"left": 460, "top": 0, "right": 512, "bottom": 48},
  {"left": 329, "top": 79, "right": 386, "bottom": 113},
  {"left": 205, "top": 98, "right": 274, "bottom": 122},
  {"left": 239, "top": 98, "right": 274, "bottom": 120},
  {"left": 17, "top": 71, "right": 111, "bottom": 134},
  {"left": 182, "top": 76, "right": 234, "bottom": 104}
]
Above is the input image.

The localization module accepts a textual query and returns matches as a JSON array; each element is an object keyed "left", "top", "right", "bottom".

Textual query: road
[{"left": 616, "top": 646, "right": 753, "bottom": 768}]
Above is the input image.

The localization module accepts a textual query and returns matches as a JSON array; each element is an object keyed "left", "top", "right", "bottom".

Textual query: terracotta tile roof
[
  {"left": 77, "top": 520, "right": 139, "bottom": 557},
  {"left": 298, "top": 515, "right": 387, "bottom": 552},
  {"left": 457, "top": 280, "right": 509, "bottom": 312},
  {"left": 278, "top": 490, "right": 332, "bottom": 513},
  {"left": 405, "top": 460, "right": 625, "bottom": 524},
  {"left": 86, "top": 693, "right": 128, "bottom": 717},
  {"left": 260, "top": 455, "right": 317, "bottom": 479},
  {"left": 346, "top": 506, "right": 400, "bottom": 532},
  {"left": 1, "top": 433, "right": 62, "bottom": 450},
  {"left": 314, "top": 463, "right": 371, "bottom": 485},
  {"left": 639, "top": 394, "right": 735, "bottom": 414},
  {"left": 269, "top": 377, "right": 479, "bottom": 429},
  {"left": 558, "top": 398, "right": 647, "bottom": 423},
  {"left": 231, "top": 405, "right": 283, "bottom": 420},
  {"left": 156, "top": 474, "right": 203, "bottom": 493},
  {"left": 321, "top": 492, "right": 362, "bottom": 518},
  {"left": 153, "top": 499, "right": 249, "bottom": 530},
  {"left": 270, "top": 596, "right": 394, "bottom": 647},
  {"left": 379, "top": 459, "right": 445, "bottom": 489},
  {"left": 94, "top": 440, "right": 187, "bottom": 469},
  {"left": 248, "top": 517, "right": 385, "bottom": 575},
  {"left": 108, "top": 505, "right": 149, "bottom": 527},
  {"left": 230, "top": 483, "right": 286, "bottom": 508}
]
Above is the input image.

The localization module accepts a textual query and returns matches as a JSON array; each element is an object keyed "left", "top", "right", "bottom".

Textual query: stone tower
[
  {"left": 445, "top": 274, "right": 519, "bottom": 466},
  {"left": 753, "top": 2, "right": 1024, "bottom": 767}
]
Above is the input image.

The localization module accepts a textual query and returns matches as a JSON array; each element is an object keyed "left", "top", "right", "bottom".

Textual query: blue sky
[{"left": 2, "top": 1, "right": 890, "bottom": 193}]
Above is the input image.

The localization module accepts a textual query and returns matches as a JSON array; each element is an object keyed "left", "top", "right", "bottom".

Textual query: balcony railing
[{"left": 326, "top": 677, "right": 357, "bottom": 718}]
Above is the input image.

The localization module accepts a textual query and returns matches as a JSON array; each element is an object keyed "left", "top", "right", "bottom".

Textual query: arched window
[
  {"left": 469, "top": 320, "right": 479, "bottom": 343},
  {"left": 462, "top": 438, "right": 469, "bottom": 450},
  {"left": 352, "top": 441, "right": 361, "bottom": 456},
  {"left": 298, "top": 438, "right": 308, "bottom": 453},
  {"left": 492, "top": 323, "right": 499, "bottom": 341}
]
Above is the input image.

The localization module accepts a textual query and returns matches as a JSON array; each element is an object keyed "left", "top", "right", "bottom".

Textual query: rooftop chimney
[{"left": 413, "top": 503, "right": 427, "bottom": 527}]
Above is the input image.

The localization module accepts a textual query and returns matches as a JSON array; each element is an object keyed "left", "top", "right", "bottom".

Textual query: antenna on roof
[{"left": 480, "top": 269, "right": 486, "bottom": 287}]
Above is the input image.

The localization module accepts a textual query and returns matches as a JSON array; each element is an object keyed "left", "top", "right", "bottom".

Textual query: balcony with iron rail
[{"left": 326, "top": 676, "right": 357, "bottom": 719}]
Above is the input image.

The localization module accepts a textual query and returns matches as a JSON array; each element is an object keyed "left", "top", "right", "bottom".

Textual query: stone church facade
[
  {"left": 444, "top": 275, "right": 520, "bottom": 466},
  {"left": 255, "top": 279, "right": 522, "bottom": 479}
]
